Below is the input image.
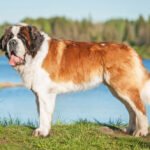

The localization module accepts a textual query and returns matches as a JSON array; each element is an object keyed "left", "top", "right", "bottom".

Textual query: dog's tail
[{"left": 140, "top": 74, "right": 150, "bottom": 105}]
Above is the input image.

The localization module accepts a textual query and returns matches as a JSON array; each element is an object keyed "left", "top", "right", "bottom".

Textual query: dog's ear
[
  {"left": 28, "top": 26, "right": 44, "bottom": 56},
  {"left": 0, "top": 35, "right": 3, "bottom": 50},
  {"left": 0, "top": 27, "right": 12, "bottom": 51},
  {"left": 0, "top": 35, "right": 6, "bottom": 51}
]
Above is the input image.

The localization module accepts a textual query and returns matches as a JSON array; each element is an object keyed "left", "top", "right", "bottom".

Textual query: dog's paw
[
  {"left": 32, "top": 128, "right": 49, "bottom": 137},
  {"left": 123, "top": 127, "right": 135, "bottom": 135},
  {"left": 133, "top": 128, "right": 148, "bottom": 137}
]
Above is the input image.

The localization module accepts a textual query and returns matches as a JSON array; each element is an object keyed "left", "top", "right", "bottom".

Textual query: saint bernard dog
[{"left": 0, "top": 23, "right": 150, "bottom": 137}]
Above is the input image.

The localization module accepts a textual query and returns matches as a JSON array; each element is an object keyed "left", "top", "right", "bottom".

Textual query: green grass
[{"left": 0, "top": 119, "right": 150, "bottom": 150}]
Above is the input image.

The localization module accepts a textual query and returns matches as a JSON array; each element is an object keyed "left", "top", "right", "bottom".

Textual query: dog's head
[{"left": 0, "top": 23, "right": 44, "bottom": 66}]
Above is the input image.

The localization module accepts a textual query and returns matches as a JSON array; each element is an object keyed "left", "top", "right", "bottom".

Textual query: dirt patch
[{"left": 99, "top": 126, "right": 128, "bottom": 137}]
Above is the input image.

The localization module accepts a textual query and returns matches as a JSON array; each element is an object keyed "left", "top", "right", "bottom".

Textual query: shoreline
[{"left": 0, "top": 82, "right": 24, "bottom": 88}]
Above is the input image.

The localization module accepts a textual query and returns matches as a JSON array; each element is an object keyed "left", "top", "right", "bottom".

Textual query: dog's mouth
[{"left": 9, "top": 51, "right": 24, "bottom": 67}]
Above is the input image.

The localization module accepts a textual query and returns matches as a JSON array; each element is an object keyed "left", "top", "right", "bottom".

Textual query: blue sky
[{"left": 0, "top": 0, "right": 150, "bottom": 23}]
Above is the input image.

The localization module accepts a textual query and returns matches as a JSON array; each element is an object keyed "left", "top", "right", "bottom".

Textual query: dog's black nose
[{"left": 9, "top": 39, "right": 17, "bottom": 49}]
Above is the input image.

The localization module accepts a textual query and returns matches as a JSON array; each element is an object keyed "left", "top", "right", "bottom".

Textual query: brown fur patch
[
  {"left": 42, "top": 39, "right": 104, "bottom": 84},
  {"left": 42, "top": 39, "right": 148, "bottom": 114}
]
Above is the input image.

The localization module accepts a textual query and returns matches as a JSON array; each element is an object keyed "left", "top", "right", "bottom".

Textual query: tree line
[{"left": 0, "top": 15, "right": 150, "bottom": 58}]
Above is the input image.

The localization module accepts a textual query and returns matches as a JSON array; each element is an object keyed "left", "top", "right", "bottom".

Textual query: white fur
[
  {"left": 12, "top": 26, "right": 20, "bottom": 36},
  {"left": 46, "top": 76, "right": 103, "bottom": 94},
  {"left": 141, "top": 80, "right": 150, "bottom": 104},
  {"left": 32, "top": 93, "right": 56, "bottom": 137},
  {"left": 100, "top": 43, "right": 106, "bottom": 46},
  {"left": 132, "top": 51, "right": 145, "bottom": 86}
]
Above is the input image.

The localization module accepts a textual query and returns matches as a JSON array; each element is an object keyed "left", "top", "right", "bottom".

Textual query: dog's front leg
[{"left": 32, "top": 92, "right": 56, "bottom": 137}]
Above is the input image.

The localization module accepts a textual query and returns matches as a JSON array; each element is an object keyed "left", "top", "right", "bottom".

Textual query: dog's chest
[
  {"left": 20, "top": 66, "right": 36, "bottom": 89},
  {"left": 20, "top": 65, "right": 50, "bottom": 92}
]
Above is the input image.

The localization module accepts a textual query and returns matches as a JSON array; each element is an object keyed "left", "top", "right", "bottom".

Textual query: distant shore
[{"left": 0, "top": 82, "right": 24, "bottom": 88}]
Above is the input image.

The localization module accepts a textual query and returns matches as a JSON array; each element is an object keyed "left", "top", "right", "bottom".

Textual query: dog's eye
[
  {"left": 6, "top": 33, "right": 13, "bottom": 39},
  {"left": 7, "top": 33, "right": 12, "bottom": 38},
  {"left": 17, "top": 34, "right": 23, "bottom": 39},
  {"left": 18, "top": 34, "right": 26, "bottom": 42},
  {"left": 22, "top": 37, "right": 26, "bottom": 43}
]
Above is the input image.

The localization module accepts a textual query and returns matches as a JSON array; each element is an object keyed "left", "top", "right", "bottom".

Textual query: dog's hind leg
[
  {"left": 122, "top": 101, "right": 136, "bottom": 134},
  {"left": 103, "top": 49, "right": 149, "bottom": 136},
  {"left": 106, "top": 83, "right": 148, "bottom": 136}
]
